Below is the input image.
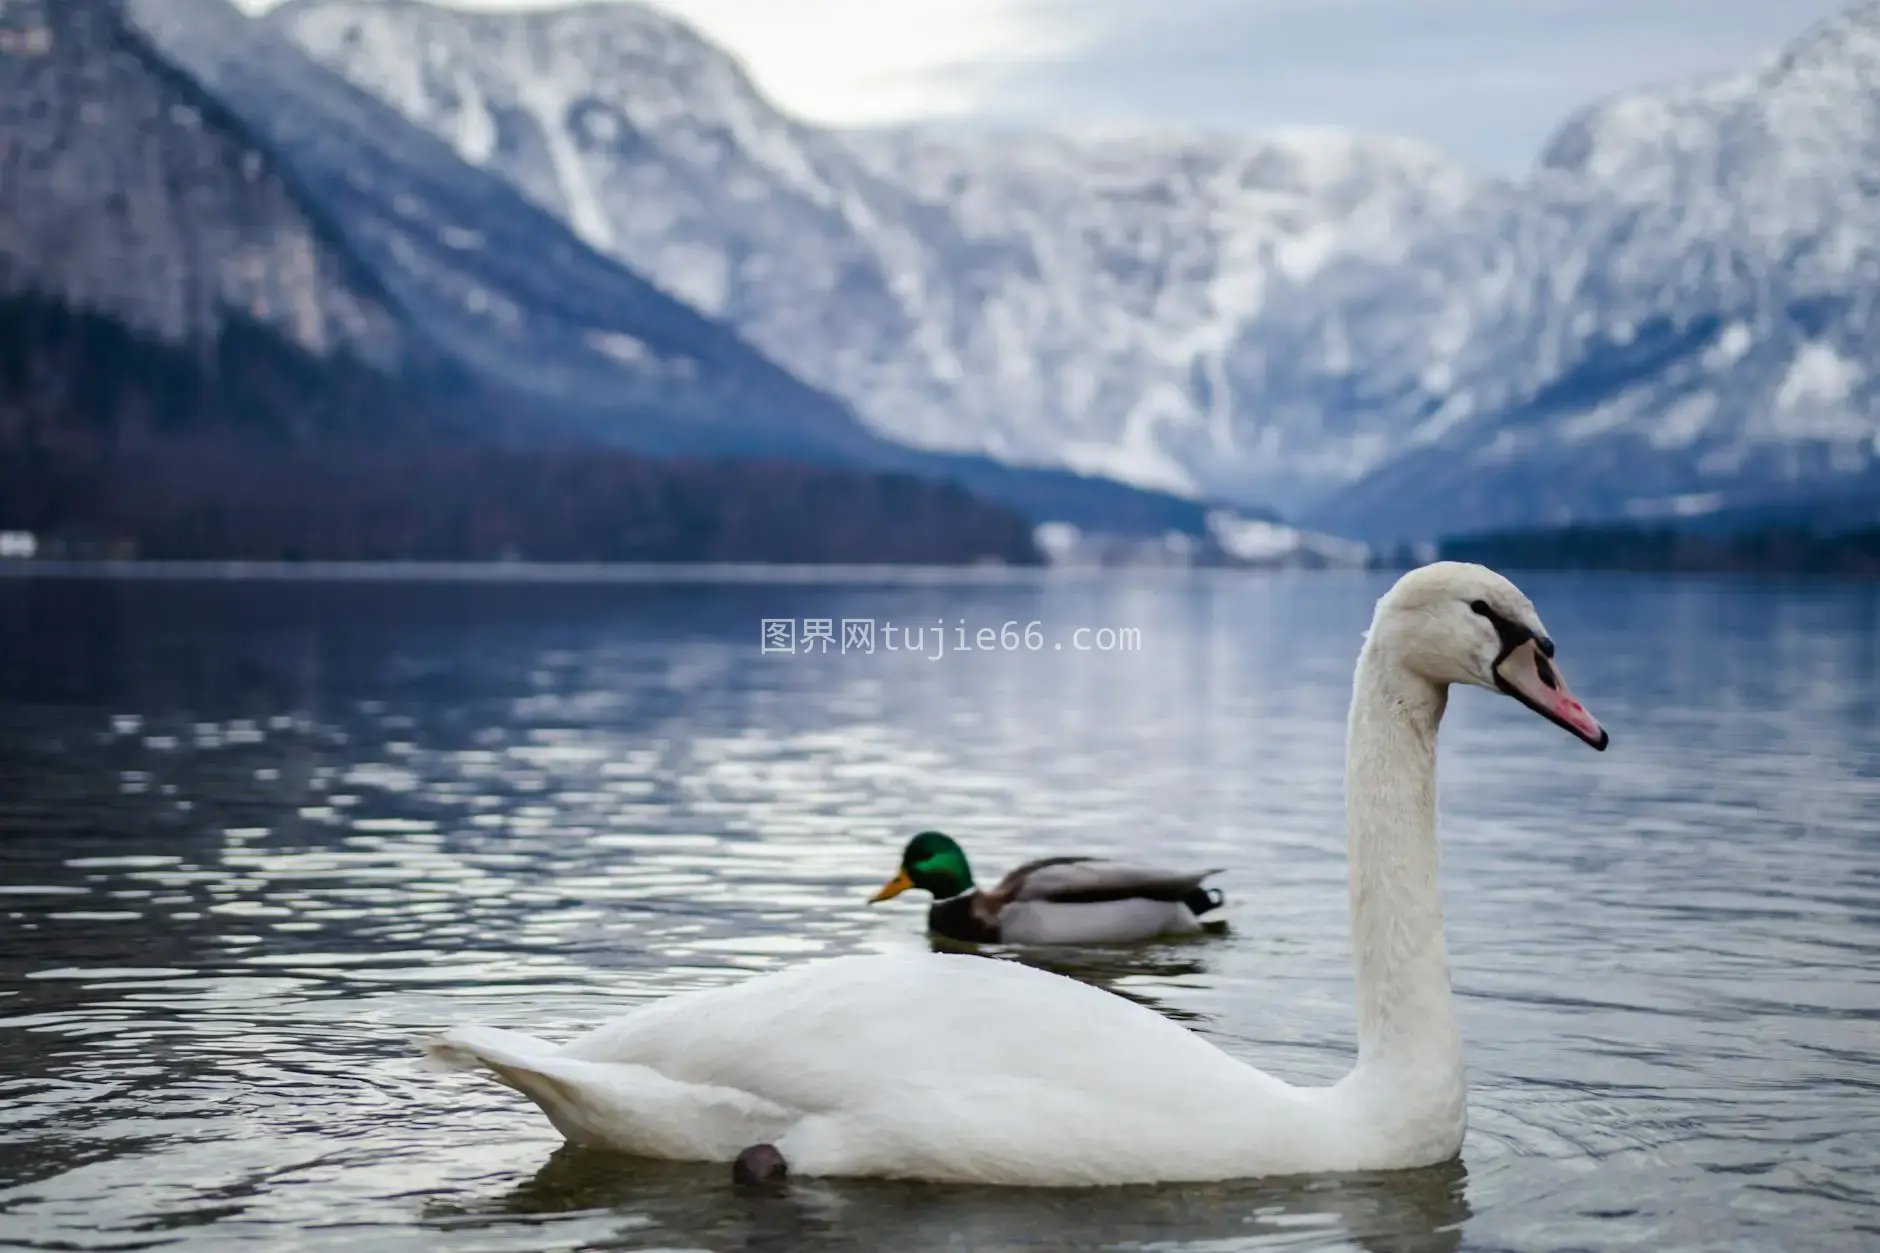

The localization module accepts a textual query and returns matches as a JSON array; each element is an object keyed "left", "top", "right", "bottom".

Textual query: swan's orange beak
[
  {"left": 870, "top": 869, "right": 915, "bottom": 903},
  {"left": 1494, "top": 637, "right": 1607, "bottom": 750}
]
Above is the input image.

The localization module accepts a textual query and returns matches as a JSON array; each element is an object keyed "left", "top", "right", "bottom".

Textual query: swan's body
[
  {"left": 429, "top": 952, "right": 1435, "bottom": 1184},
  {"left": 424, "top": 563, "right": 1608, "bottom": 1185},
  {"left": 869, "top": 832, "right": 1226, "bottom": 945}
]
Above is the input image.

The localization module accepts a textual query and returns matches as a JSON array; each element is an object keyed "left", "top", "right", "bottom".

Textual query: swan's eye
[{"left": 1470, "top": 599, "right": 1537, "bottom": 659}]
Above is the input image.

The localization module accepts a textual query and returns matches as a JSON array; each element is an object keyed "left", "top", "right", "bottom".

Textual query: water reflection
[
  {"left": 935, "top": 936, "right": 1227, "bottom": 1024},
  {"left": 454, "top": 1146, "right": 1472, "bottom": 1253}
]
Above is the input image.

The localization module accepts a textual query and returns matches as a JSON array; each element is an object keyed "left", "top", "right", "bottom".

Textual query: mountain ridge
[
  {"left": 274, "top": 0, "right": 1880, "bottom": 539},
  {"left": 270, "top": 0, "right": 1485, "bottom": 509}
]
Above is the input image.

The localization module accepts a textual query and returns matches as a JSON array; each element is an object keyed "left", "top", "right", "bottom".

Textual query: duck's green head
[{"left": 870, "top": 831, "right": 973, "bottom": 902}]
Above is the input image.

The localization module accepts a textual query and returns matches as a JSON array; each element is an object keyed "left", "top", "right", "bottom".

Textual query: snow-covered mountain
[
  {"left": 269, "top": 0, "right": 1483, "bottom": 508},
  {"left": 1299, "top": 2, "right": 1880, "bottom": 541},
  {"left": 271, "top": 0, "right": 1880, "bottom": 541}
]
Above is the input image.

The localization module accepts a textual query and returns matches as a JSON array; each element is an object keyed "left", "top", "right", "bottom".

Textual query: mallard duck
[
  {"left": 422, "top": 563, "right": 1608, "bottom": 1186},
  {"left": 866, "top": 831, "right": 1225, "bottom": 944}
]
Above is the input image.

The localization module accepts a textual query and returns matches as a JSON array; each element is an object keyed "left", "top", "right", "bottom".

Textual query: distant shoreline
[
  {"left": 0, "top": 559, "right": 1324, "bottom": 585},
  {"left": 6, "top": 557, "right": 1876, "bottom": 585},
  {"left": 1437, "top": 522, "right": 1880, "bottom": 579}
]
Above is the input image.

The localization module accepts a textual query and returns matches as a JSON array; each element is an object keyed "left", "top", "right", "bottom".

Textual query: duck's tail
[
  {"left": 1183, "top": 885, "right": 1226, "bottom": 917},
  {"left": 419, "top": 1025, "right": 793, "bottom": 1160}
]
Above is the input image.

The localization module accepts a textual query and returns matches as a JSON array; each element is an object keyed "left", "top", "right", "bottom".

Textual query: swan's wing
[
  {"left": 994, "top": 858, "right": 1222, "bottom": 905},
  {"left": 557, "top": 952, "right": 1265, "bottom": 1108}
]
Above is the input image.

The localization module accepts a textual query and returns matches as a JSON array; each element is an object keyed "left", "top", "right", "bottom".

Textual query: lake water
[{"left": 1, "top": 569, "right": 1876, "bottom": 1252}]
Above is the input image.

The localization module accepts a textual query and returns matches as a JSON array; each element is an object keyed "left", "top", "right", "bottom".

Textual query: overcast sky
[{"left": 236, "top": 0, "right": 1854, "bottom": 173}]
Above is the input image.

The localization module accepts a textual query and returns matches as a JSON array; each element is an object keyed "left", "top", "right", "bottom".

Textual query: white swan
[{"left": 422, "top": 562, "right": 1608, "bottom": 1186}]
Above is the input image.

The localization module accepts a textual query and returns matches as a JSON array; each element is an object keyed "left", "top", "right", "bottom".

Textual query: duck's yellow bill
[{"left": 870, "top": 870, "right": 914, "bottom": 902}]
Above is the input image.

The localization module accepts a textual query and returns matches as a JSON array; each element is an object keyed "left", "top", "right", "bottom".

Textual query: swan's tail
[
  {"left": 421, "top": 1025, "right": 613, "bottom": 1144},
  {"left": 421, "top": 1024, "right": 555, "bottom": 1075},
  {"left": 418, "top": 1025, "right": 794, "bottom": 1161}
]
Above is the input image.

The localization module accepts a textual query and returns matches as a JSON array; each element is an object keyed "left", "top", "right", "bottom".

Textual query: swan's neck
[{"left": 1343, "top": 645, "right": 1463, "bottom": 1094}]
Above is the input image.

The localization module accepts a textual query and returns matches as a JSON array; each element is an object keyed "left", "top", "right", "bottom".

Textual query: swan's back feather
[{"left": 564, "top": 953, "right": 1275, "bottom": 1111}]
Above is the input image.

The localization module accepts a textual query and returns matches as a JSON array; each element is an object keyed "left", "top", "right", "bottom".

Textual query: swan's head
[
  {"left": 1369, "top": 562, "right": 1608, "bottom": 750},
  {"left": 870, "top": 831, "right": 974, "bottom": 903}
]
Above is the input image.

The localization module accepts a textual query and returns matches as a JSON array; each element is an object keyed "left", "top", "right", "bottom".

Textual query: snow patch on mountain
[
  {"left": 1775, "top": 343, "right": 1862, "bottom": 417},
  {"left": 1206, "top": 512, "right": 1370, "bottom": 567},
  {"left": 1032, "top": 513, "right": 1369, "bottom": 568}
]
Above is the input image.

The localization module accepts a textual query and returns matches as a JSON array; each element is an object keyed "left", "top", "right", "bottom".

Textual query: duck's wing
[{"left": 991, "top": 858, "right": 1223, "bottom": 906}]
